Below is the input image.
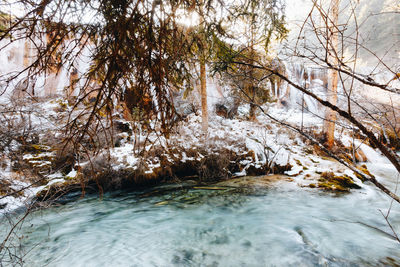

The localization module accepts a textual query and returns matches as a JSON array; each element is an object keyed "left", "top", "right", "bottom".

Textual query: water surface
[{"left": 6, "top": 178, "right": 400, "bottom": 267}]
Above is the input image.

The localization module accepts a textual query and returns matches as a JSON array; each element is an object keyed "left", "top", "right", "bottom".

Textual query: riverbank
[{"left": 0, "top": 96, "right": 385, "bottom": 213}]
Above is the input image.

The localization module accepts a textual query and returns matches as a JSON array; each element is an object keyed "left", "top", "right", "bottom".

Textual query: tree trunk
[
  {"left": 69, "top": 68, "right": 78, "bottom": 100},
  {"left": 248, "top": 3, "right": 257, "bottom": 122},
  {"left": 249, "top": 102, "right": 257, "bottom": 121},
  {"left": 23, "top": 40, "right": 34, "bottom": 96},
  {"left": 199, "top": 1, "right": 208, "bottom": 133},
  {"left": 23, "top": 40, "right": 30, "bottom": 68},
  {"left": 200, "top": 57, "right": 208, "bottom": 133},
  {"left": 322, "top": 0, "right": 340, "bottom": 149}
]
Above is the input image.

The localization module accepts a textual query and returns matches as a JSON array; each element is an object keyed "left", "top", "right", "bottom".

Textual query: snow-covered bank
[{"left": 0, "top": 95, "right": 397, "bottom": 214}]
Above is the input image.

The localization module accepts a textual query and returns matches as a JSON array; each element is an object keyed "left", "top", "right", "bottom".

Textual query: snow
[
  {"left": 23, "top": 152, "right": 55, "bottom": 160},
  {"left": 0, "top": 96, "right": 395, "bottom": 214},
  {"left": 106, "top": 101, "right": 372, "bottom": 194},
  {"left": 0, "top": 55, "right": 398, "bottom": 214},
  {"left": 0, "top": 27, "right": 399, "bottom": 219},
  {"left": 1, "top": 91, "right": 395, "bottom": 215},
  {"left": 111, "top": 144, "right": 139, "bottom": 170},
  {"left": 286, "top": 165, "right": 303, "bottom": 176},
  {"left": 341, "top": 134, "right": 391, "bottom": 164},
  {"left": 181, "top": 152, "right": 194, "bottom": 163},
  {"left": 66, "top": 170, "right": 78, "bottom": 179}
]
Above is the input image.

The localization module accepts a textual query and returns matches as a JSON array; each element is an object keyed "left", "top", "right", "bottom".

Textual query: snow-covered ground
[
  {"left": 0, "top": 95, "right": 398, "bottom": 214},
  {"left": 100, "top": 103, "right": 395, "bottom": 196}
]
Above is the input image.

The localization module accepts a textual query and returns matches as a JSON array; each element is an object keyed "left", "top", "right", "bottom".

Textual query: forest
[{"left": 0, "top": 0, "right": 399, "bottom": 265}]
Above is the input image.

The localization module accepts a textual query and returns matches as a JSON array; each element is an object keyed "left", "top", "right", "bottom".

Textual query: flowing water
[{"left": 2, "top": 176, "right": 400, "bottom": 267}]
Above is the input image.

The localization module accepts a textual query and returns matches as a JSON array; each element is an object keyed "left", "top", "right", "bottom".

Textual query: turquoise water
[{"left": 2, "top": 179, "right": 400, "bottom": 266}]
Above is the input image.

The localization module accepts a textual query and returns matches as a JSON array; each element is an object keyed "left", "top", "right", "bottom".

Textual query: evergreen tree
[{"left": 212, "top": 0, "right": 287, "bottom": 120}]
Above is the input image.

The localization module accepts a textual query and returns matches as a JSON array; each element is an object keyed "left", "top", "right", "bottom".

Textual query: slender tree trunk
[
  {"left": 323, "top": 0, "right": 340, "bottom": 149},
  {"left": 248, "top": 2, "right": 257, "bottom": 122},
  {"left": 249, "top": 102, "right": 257, "bottom": 121},
  {"left": 23, "top": 39, "right": 34, "bottom": 96},
  {"left": 200, "top": 56, "right": 208, "bottom": 132},
  {"left": 69, "top": 68, "right": 78, "bottom": 100},
  {"left": 199, "top": 1, "right": 208, "bottom": 133},
  {"left": 23, "top": 40, "right": 30, "bottom": 68},
  {"left": 270, "top": 79, "right": 276, "bottom": 98}
]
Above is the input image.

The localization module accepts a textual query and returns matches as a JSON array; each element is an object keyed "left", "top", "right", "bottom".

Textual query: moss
[
  {"left": 317, "top": 172, "right": 361, "bottom": 192},
  {"left": 354, "top": 164, "right": 374, "bottom": 182},
  {"left": 294, "top": 159, "right": 303, "bottom": 166},
  {"left": 359, "top": 164, "right": 374, "bottom": 177},
  {"left": 31, "top": 144, "right": 47, "bottom": 151},
  {"left": 53, "top": 99, "right": 68, "bottom": 112},
  {"left": 339, "top": 154, "right": 353, "bottom": 165},
  {"left": 309, "top": 183, "right": 316, "bottom": 188},
  {"left": 25, "top": 153, "right": 54, "bottom": 162},
  {"left": 303, "top": 147, "right": 314, "bottom": 155},
  {"left": 0, "top": 12, "right": 12, "bottom": 36},
  {"left": 354, "top": 172, "right": 365, "bottom": 182}
]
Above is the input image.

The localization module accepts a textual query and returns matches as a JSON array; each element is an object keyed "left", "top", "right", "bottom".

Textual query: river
[{"left": 2, "top": 172, "right": 399, "bottom": 267}]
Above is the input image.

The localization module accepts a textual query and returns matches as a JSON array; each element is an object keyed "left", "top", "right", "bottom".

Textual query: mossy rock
[{"left": 317, "top": 172, "right": 361, "bottom": 192}]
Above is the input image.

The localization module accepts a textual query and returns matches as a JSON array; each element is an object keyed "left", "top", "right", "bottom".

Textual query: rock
[
  {"left": 115, "top": 120, "right": 132, "bottom": 135},
  {"left": 246, "top": 165, "right": 268, "bottom": 176},
  {"left": 215, "top": 103, "right": 229, "bottom": 118},
  {"left": 214, "top": 97, "right": 240, "bottom": 119}
]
